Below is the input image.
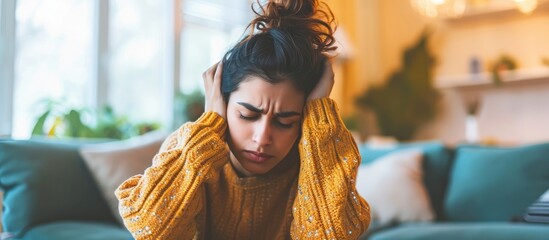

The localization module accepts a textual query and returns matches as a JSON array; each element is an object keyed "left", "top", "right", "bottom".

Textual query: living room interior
[{"left": 1, "top": 0, "right": 548, "bottom": 239}]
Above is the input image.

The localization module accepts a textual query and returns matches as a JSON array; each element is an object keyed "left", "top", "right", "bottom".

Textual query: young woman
[{"left": 116, "top": 0, "right": 370, "bottom": 238}]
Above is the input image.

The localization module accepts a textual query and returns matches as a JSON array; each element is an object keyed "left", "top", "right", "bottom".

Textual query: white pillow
[
  {"left": 356, "top": 149, "right": 434, "bottom": 225},
  {"left": 79, "top": 131, "right": 167, "bottom": 224}
]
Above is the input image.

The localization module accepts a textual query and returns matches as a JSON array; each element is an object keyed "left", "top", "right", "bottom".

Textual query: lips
[{"left": 243, "top": 150, "right": 273, "bottom": 163}]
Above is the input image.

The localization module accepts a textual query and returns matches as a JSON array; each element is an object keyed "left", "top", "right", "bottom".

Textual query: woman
[{"left": 116, "top": 0, "right": 370, "bottom": 239}]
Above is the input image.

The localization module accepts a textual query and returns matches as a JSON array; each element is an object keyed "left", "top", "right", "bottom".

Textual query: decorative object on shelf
[
  {"left": 464, "top": 95, "right": 481, "bottom": 116},
  {"left": 31, "top": 99, "right": 160, "bottom": 140},
  {"left": 469, "top": 55, "right": 481, "bottom": 75},
  {"left": 356, "top": 31, "right": 439, "bottom": 141},
  {"left": 411, "top": 0, "right": 543, "bottom": 19},
  {"left": 464, "top": 97, "right": 481, "bottom": 143},
  {"left": 173, "top": 90, "right": 205, "bottom": 128},
  {"left": 491, "top": 54, "right": 517, "bottom": 86}
]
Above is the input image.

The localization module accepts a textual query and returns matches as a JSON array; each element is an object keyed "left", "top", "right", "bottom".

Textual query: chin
[{"left": 242, "top": 164, "right": 274, "bottom": 176}]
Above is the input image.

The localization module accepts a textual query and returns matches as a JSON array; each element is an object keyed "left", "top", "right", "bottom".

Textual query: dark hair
[{"left": 221, "top": 0, "right": 337, "bottom": 102}]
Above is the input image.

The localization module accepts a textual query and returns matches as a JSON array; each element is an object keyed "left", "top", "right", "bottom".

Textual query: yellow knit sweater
[{"left": 115, "top": 98, "right": 370, "bottom": 239}]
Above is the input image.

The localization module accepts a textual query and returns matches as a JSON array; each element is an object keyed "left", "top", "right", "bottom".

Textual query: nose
[{"left": 253, "top": 119, "right": 273, "bottom": 146}]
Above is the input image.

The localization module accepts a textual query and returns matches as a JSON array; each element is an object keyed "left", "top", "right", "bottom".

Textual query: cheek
[
  {"left": 227, "top": 115, "right": 249, "bottom": 146},
  {"left": 277, "top": 129, "right": 300, "bottom": 149}
]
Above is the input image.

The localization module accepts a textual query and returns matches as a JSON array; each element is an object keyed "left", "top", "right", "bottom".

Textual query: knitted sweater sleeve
[
  {"left": 290, "top": 98, "right": 371, "bottom": 239},
  {"left": 115, "top": 112, "right": 228, "bottom": 239}
]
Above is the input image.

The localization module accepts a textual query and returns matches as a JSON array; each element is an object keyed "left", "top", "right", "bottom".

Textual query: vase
[{"left": 465, "top": 115, "right": 479, "bottom": 143}]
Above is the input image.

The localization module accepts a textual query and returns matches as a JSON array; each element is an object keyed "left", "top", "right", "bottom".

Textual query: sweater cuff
[
  {"left": 196, "top": 111, "right": 227, "bottom": 137},
  {"left": 304, "top": 98, "right": 341, "bottom": 130}
]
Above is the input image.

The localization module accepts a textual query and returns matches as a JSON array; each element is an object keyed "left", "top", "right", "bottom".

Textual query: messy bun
[
  {"left": 248, "top": 0, "right": 336, "bottom": 53},
  {"left": 221, "top": 0, "right": 337, "bottom": 101}
]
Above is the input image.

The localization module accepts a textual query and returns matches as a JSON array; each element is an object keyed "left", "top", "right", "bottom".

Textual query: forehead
[{"left": 229, "top": 76, "right": 305, "bottom": 109}]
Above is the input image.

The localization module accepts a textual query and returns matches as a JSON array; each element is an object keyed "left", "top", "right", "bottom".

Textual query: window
[
  {"left": 12, "top": 0, "right": 94, "bottom": 138},
  {"left": 179, "top": 0, "right": 252, "bottom": 93},
  {"left": 109, "top": 0, "right": 165, "bottom": 124},
  {"left": 0, "top": 0, "right": 14, "bottom": 137},
  {"left": 1, "top": 0, "right": 252, "bottom": 138}
]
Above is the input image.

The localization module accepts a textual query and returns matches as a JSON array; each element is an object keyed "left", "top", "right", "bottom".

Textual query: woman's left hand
[
  {"left": 307, "top": 59, "right": 334, "bottom": 102},
  {"left": 203, "top": 61, "right": 226, "bottom": 119}
]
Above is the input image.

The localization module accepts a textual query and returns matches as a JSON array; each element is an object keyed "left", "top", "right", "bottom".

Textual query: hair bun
[{"left": 248, "top": 0, "right": 337, "bottom": 53}]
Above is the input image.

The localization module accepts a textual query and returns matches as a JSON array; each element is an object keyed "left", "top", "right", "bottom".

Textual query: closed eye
[
  {"left": 239, "top": 113, "right": 258, "bottom": 121},
  {"left": 276, "top": 121, "right": 293, "bottom": 129},
  {"left": 240, "top": 113, "right": 294, "bottom": 129}
]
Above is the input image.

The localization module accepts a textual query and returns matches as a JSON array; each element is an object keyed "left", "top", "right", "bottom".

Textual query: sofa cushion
[
  {"left": 445, "top": 143, "right": 549, "bottom": 222},
  {"left": 359, "top": 220, "right": 398, "bottom": 239},
  {"left": 358, "top": 141, "right": 454, "bottom": 220},
  {"left": 0, "top": 140, "right": 116, "bottom": 237},
  {"left": 23, "top": 221, "right": 132, "bottom": 240},
  {"left": 79, "top": 131, "right": 166, "bottom": 224},
  {"left": 356, "top": 149, "right": 434, "bottom": 224},
  {"left": 368, "top": 222, "right": 549, "bottom": 240}
]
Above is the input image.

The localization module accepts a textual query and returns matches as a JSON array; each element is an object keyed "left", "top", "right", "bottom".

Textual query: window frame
[{"left": 0, "top": 0, "right": 15, "bottom": 137}]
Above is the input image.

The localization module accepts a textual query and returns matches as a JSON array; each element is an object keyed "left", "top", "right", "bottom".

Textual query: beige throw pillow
[
  {"left": 79, "top": 131, "right": 167, "bottom": 224},
  {"left": 355, "top": 149, "right": 434, "bottom": 225}
]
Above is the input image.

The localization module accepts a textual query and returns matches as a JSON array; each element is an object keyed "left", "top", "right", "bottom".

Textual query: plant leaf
[{"left": 31, "top": 110, "right": 51, "bottom": 136}]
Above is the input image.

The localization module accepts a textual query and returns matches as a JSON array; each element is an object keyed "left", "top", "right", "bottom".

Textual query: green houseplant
[
  {"left": 491, "top": 54, "right": 517, "bottom": 86},
  {"left": 173, "top": 90, "right": 205, "bottom": 128},
  {"left": 356, "top": 32, "right": 439, "bottom": 141},
  {"left": 31, "top": 99, "right": 159, "bottom": 140}
]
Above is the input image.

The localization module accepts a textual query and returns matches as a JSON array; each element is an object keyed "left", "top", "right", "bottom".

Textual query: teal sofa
[
  {"left": 358, "top": 141, "right": 549, "bottom": 240},
  {"left": 0, "top": 139, "right": 132, "bottom": 240},
  {"left": 1, "top": 138, "right": 548, "bottom": 240}
]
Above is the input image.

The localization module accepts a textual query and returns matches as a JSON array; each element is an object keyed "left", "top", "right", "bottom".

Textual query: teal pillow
[
  {"left": 0, "top": 140, "right": 116, "bottom": 237},
  {"left": 358, "top": 141, "right": 454, "bottom": 220},
  {"left": 445, "top": 143, "right": 549, "bottom": 221}
]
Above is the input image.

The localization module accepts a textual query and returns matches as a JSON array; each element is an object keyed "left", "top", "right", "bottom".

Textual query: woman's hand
[
  {"left": 307, "top": 59, "right": 334, "bottom": 102},
  {"left": 203, "top": 61, "right": 226, "bottom": 119}
]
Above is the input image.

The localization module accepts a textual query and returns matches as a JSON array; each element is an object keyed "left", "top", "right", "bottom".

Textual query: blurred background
[{"left": 1, "top": 0, "right": 549, "bottom": 145}]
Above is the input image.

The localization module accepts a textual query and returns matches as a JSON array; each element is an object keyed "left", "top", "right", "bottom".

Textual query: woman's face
[{"left": 226, "top": 76, "right": 305, "bottom": 177}]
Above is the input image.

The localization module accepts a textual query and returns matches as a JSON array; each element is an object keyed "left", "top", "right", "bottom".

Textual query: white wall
[
  {"left": 373, "top": 0, "right": 549, "bottom": 145},
  {"left": 416, "top": 78, "right": 549, "bottom": 145}
]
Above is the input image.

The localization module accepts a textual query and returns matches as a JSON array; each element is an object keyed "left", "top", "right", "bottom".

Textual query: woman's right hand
[{"left": 203, "top": 61, "right": 226, "bottom": 119}]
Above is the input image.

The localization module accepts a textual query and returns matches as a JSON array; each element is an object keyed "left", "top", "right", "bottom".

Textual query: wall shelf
[{"left": 435, "top": 68, "right": 549, "bottom": 90}]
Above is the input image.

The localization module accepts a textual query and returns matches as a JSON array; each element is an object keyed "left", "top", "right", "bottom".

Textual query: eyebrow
[{"left": 237, "top": 102, "right": 301, "bottom": 118}]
